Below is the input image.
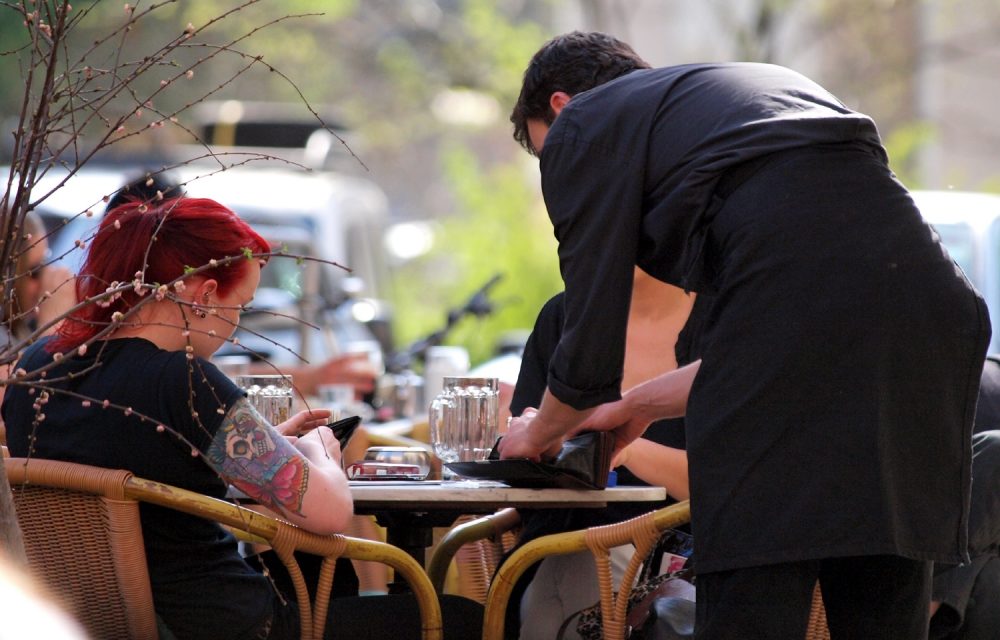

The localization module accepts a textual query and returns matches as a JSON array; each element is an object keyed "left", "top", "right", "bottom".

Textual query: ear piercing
[{"left": 193, "top": 293, "right": 210, "bottom": 319}]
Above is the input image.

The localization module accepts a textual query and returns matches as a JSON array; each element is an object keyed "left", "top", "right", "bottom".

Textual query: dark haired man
[
  {"left": 105, "top": 172, "right": 186, "bottom": 212},
  {"left": 499, "top": 31, "right": 991, "bottom": 638}
]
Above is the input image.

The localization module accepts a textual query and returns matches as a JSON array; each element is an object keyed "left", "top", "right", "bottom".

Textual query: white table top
[{"left": 349, "top": 481, "right": 665, "bottom": 511}]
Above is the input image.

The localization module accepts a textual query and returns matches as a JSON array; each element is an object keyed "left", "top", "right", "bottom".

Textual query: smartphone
[{"left": 327, "top": 415, "right": 362, "bottom": 449}]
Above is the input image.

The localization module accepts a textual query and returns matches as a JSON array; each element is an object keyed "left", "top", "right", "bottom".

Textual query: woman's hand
[
  {"left": 611, "top": 441, "right": 633, "bottom": 469},
  {"left": 274, "top": 408, "right": 332, "bottom": 437},
  {"left": 207, "top": 400, "right": 352, "bottom": 534},
  {"left": 294, "top": 425, "right": 343, "bottom": 466},
  {"left": 581, "top": 361, "right": 701, "bottom": 458}
]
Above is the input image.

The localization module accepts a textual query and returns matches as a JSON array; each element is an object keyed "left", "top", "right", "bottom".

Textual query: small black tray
[
  {"left": 445, "top": 431, "right": 615, "bottom": 489},
  {"left": 445, "top": 459, "right": 603, "bottom": 489}
]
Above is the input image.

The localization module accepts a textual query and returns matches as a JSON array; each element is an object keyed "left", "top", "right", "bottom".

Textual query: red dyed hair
[{"left": 48, "top": 197, "right": 269, "bottom": 353}]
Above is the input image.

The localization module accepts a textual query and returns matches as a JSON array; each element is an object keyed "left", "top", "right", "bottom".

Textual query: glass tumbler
[
  {"left": 235, "top": 374, "right": 294, "bottom": 425},
  {"left": 428, "top": 376, "right": 499, "bottom": 464}
]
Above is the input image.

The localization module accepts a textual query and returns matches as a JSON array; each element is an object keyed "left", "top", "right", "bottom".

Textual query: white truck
[{"left": 913, "top": 190, "right": 1000, "bottom": 354}]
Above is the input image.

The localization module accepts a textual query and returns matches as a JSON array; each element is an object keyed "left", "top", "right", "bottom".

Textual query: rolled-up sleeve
[{"left": 539, "top": 121, "right": 643, "bottom": 410}]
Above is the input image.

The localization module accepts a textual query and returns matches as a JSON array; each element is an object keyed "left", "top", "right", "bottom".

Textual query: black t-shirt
[
  {"left": 511, "top": 292, "right": 690, "bottom": 476},
  {"left": 975, "top": 356, "right": 1000, "bottom": 434},
  {"left": 510, "top": 291, "right": 710, "bottom": 517},
  {"left": 2, "top": 337, "right": 270, "bottom": 640}
]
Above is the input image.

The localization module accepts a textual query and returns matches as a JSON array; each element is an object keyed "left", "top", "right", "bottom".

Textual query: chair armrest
[
  {"left": 125, "top": 475, "right": 444, "bottom": 640},
  {"left": 427, "top": 508, "right": 521, "bottom": 592},
  {"left": 481, "top": 501, "right": 690, "bottom": 640}
]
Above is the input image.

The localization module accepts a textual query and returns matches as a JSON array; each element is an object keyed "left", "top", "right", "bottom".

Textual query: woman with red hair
[{"left": 2, "top": 197, "right": 369, "bottom": 639}]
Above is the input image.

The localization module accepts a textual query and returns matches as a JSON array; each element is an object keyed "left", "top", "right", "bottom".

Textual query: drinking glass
[
  {"left": 235, "top": 374, "right": 294, "bottom": 425},
  {"left": 428, "top": 376, "right": 499, "bottom": 466}
]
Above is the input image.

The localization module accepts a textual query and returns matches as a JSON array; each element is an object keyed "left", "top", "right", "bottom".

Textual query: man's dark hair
[
  {"left": 105, "top": 172, "right": 185, "bottom": 213},
  {"left": 510, "top": 31, "right": 651, "bottom": 155}
]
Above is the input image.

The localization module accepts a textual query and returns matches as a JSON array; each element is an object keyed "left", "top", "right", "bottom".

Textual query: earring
[{"left": 194, "top": 293, "right": 209, "bottom": 319}]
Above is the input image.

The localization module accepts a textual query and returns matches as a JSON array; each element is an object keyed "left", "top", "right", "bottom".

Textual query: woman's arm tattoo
[{"left": 206, "top": 398, "right": 309, "bottom": 517}]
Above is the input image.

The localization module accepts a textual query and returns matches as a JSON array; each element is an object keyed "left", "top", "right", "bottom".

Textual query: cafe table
[{"left": 349, "top": 480, "right": 666, "bottom": 570}]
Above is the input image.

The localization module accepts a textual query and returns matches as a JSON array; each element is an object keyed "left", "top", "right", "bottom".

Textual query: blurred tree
[
  {"left": 388, "top": 144, "right": 561, "bottom": 366},
  {"left": 0, "top": 0, "right": 561, "bottom": 366},
  {"left": 0, "top": 0, "right": 360, "bottom": 562},
  {"left": 296, "top": 0, "right": 558, "bottom": 364}
]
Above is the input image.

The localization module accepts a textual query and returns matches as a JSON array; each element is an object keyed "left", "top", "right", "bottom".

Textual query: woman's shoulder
[
  {"left": 99, "top": 338, "right": 238, "bottom": 399},
  {"left": 13, "top": 337, "right": 56, "bottom": 369}
]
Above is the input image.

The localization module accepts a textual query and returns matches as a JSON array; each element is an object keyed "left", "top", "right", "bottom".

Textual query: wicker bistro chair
[
  {"left": 5, "top": 457, "right": 443, "bottom": 640},
  {"left": 477, "top": 500, "right": 830, "bottom": 640},
  {"left": 481, "top": 501, "right": 691, "bottom": 640},
  {"left": 427, "top": 508, "right": 522, "bottom": 602}
]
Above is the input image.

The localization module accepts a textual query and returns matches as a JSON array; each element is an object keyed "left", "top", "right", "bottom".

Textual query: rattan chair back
[
  {"left": 7, "top": 457, "right": 444, "bottom": 640},
  {"left": 479, "top": 500, "right": 830, "bottom": 640},
  {"left": 6, "top": 457, "right": 158, "bottom": 640},
  {"left": 807, "top": 584, "right": 831, "bottom": 640},
  {"left": 428, "top": 508, "right": 521, "bottom": 604}
]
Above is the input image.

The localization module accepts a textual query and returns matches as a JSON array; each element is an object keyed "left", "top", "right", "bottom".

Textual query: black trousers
[
  {"left": 695, "top": 555, "right": 933, "bottom": 640},
  {"left": 930, "top": 430, "right": 1000, "bottom": 638}
]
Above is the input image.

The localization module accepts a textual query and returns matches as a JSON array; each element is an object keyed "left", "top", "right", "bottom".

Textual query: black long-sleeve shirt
[{"left": 539, "top": 63, "right": 884, "bottom": 411}]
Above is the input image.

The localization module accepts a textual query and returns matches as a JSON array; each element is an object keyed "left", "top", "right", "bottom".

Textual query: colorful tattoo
[{"left": 207, "top": 398, "right": 309, "bottom": 516}]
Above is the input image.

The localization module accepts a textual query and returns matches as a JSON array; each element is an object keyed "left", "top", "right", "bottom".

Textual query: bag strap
[{"left": 555, "top": 607, "right": 589, "bottom": 640}]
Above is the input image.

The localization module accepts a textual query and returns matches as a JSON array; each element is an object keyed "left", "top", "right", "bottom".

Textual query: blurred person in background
[
  {"left": 1, "top": 210, "right": 76, "bottom": 346},
  {"left": 930, "top": 356, "right": 1000, "bottom": 640},
  {"left": 501, "top": 31, "right": 990, "bottom": 639},
  {"left": 509, "top": 268, "right": 702, "bottom": 640},
  {"left": 1, "top": 209, "right": 76, "bottom": 442}
]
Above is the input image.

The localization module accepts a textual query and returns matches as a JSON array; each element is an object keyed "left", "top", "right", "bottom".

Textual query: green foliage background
[
  {"left": 4, "top": 0, "right": 999, "bottom": 369},
  {"left": 0, "top": 0, "right": 559, "bottom": 367},
  {"left": 386, "top": 145, "right": 562, "bottom": 365}
]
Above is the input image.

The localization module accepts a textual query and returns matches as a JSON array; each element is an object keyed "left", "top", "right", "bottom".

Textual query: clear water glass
[
  {"left": 235, "top": 374, "right": 294, "bottom": 425},
  {"left": 428, "top": 376, "right": 499, "bottom": 465}
]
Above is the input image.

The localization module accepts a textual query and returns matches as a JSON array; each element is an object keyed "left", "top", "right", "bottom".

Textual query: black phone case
[{"left": 327, "top": 415, "right": 362, "bottom": 448}]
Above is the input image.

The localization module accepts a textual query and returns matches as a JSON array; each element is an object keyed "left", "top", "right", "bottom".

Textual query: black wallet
[{"left": 445, "top": 431, "right": 616, "bottom": 489}]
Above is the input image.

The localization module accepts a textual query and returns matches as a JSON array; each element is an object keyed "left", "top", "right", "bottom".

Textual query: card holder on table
[{"left": 445, "top": 431, "right": 615, "bottom": 489}]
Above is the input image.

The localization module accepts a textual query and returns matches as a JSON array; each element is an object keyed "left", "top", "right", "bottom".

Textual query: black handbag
[
  {"left": 555, "top": 569, "right": 695, "bottom": 640},
  {"left": 556, "top": 529, "right": 695, "bottom": 640}
]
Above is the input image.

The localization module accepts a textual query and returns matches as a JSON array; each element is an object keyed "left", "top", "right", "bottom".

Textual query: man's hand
[
  {"left": 316, "top": 353, "right": 379, "bottom": 394},
  {"left": 578, "top": 397, "right": 651, "bottom": 460},
  {"left": 497, "top": 408, "right": 565, "bottom": 461},
  {"left": 294, "top": 353, "right": 379, "bottom": 398}
]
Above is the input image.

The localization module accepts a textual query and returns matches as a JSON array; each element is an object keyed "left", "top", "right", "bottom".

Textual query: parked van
[
  {"left": 914, "top": 190, "right": 1000, "bottom": 353},
  {"left": 17, "top": 162, "right": 392, "bottom": 367}
]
